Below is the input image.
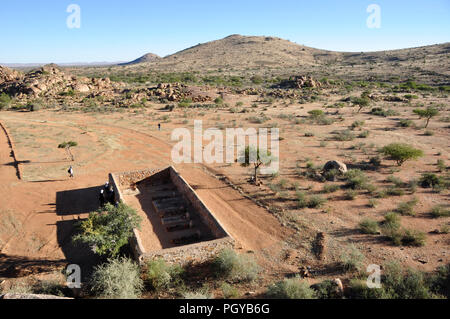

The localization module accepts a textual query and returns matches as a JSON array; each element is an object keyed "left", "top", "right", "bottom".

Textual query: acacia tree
[
  {"left": 72, "top": 203, "right": 142, "bottom": 257},
  {"left": 240, "top": 146, "right": 274, "bottom": 185},
  {"left": 58, "top": 141, "right": 78, "bottom": 161},
  {"left": 381, "top": 143, "right": 424, "bottom": 167},
  {"left": 413, "top": 107, "right": 439, "bottom": 128},
  {"left": 352, "top": 96, "right": 371, "bottom": 113}
]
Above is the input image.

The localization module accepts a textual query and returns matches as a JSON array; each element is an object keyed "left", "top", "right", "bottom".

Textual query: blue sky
[{"left": 0, "top": 0, "right": 449, "bottom": 63}]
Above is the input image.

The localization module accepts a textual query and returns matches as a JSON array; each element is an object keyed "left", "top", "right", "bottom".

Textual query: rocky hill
[
  {"left": 0, "top": 64, "right": 122, "bottom": 100},
  {"left": 113, "top": 35, "right": 449, "bottom": 84},
  {"left": 119, "top": 53, "right": 161, "bottom": 66}
]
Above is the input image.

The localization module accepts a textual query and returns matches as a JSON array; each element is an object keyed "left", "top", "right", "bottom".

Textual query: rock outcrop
[{"left": 0, "top": 64, "right": 122, "bottom": 99}]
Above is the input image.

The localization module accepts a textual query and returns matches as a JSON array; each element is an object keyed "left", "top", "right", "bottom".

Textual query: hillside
[
  {"left": 108, "top": 34, "right": 450, "bottom": 85},
  {"left": 119, "top": 53, "right": 161, "bottom": 66}
]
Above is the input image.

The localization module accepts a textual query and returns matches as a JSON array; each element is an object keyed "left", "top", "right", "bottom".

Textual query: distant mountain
[
  {"left": 68, "top": 34, "right": 449, "bottom": 85},
  {"left": 119, "top": 53, "right": 161, "bottom": 65},
  {"left": 0, "top": 62, "right": 124, "bottom": 70}
]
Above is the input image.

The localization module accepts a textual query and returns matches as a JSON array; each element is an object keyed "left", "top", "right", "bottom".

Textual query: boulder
[
  {"left": 333, "top": 278, "right": 344, "bottom": 297},
  {"left": 323, "top": 160, "right": 347, "bottom": 174}
]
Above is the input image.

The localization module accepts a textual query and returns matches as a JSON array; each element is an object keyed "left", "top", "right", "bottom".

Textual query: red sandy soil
[{"left": 0, "top": 112, "right": 290, "bottom": 280}]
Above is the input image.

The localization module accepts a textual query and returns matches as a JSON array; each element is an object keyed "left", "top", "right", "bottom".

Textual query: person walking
[{"left": 68, "top": 166, "right": 74, "bottom": 179}]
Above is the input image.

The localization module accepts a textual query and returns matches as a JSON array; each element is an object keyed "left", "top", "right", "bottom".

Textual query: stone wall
[
  {"left": 109, "top": 172, "right": 147, "bottom": 262},
  {"left": 169, "top": 167, "right": 230, "bottom": 239},
  {"left": 109, "top": 166, "right": 235, "bottom": 265},
  {"left": 142, "top": 237, "right": 235, "bottom": 266}
]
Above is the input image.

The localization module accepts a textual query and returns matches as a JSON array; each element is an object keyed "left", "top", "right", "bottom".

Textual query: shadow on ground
[{"left": 54, "top": 186, "right": 104, "bottom": 281}]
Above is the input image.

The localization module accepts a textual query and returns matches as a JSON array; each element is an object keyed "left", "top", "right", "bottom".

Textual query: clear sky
[{"left": 1, "top": 0, "right": 449, "bottom": 63}]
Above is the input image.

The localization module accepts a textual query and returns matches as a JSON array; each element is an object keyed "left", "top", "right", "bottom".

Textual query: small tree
[
  {"left": 413, "top": 107, "right": 439, "bottom": 128},
  {"left": 239, "top": 146, "right": 274, "bottom": 185},
  {"left": 381, "top": 143, "right": 424, "bottom": 166},
  {"left": 58, "top": 141, "right": 78, "bottom": 161},
  {"left": 0, "top": 93, "right": 12, "bottom": 110},
  {"left": 352, "top": 96, "right": 370, "bottom": 113},
  {"left": 72, "top": 203, "right": 142, "bottom": 257}
]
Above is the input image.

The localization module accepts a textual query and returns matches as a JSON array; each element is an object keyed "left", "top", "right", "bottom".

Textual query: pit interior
[{"left": 113, "top": 167, "right": 228, "bottom": 253}]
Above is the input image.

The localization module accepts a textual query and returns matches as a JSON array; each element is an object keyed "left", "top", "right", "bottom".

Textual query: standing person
[
  {"left": 68, "top": 166, "right": 74, "bottom": 179},
  {"left": 99, "top": 189, "right": 105, "bottom": 207},
  {"left": 158, "top": 123, "right": 161, "bottom": 131}
]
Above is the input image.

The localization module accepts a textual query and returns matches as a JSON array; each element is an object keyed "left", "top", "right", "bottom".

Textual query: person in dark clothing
[
  {"left": 99, "top": 189, "right": 105, "bottom": 207},
  {"left": 68, "top": 166, "right": 74, "bottom": 178},
  {"left": 158, "top": 123, "right": 161, "bottom": 131}
]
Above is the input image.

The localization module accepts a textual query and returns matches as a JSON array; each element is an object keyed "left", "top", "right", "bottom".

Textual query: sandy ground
[
  {"left": 0, "top": 90, "right": 449, "bottom": 284},
  {"left": 0, "top": 110, "right": 290, "bottom": 281}
]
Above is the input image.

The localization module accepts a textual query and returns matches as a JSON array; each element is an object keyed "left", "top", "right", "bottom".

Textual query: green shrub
[
  {"left": 333, "top": 130, "right": 355, "bottom": 141},
  {"left": 323, "top": 168, "right": 341, "bottom": 181},
  {"left": 429, "top": 264, "right": 450, "bottom": 298},
  {"left": 359, "top": 219, "right": 380, "bottom": 234},
  {"left": 387, "top": 175, "right": 405, "bottom": 187},
  {"left": 220, "top": 283, "right": 239, "bottom": 299},
  {"left": 296, "top": 191, "right": 308, "bottom": 208},
  {"left": 348, "top": 279, "right": 388, "bottom": 299},
  {"left": 419, "top": 173, "right": 444, "bottom": 188},
  {"left": 0, "top": 93, "right": 12, "bottom": 110},
  {"left": 250, "top": 75, "right": 263, "bottom": 85},
  {"left": 344, "top": 169, "right": 368, "bottom": 190},
  {"left": 308, "top": 109, "right": 324, "bottom": 118},
  {"left": 369, "top": 156, "right": 382, "bottom": 167},
  {"left": 430, "top": 206, "right": 450, "bottom": 218},
  {"left": 383, "top": 262, "right": 432, "bottom": 299},
  {"left": 350, "top": 120, "right": 365, "bottom": 130},
  {"left": 396, "top": 198, "right": 419, "bottom": 216},
  {"left": 313, "top": 280, "right": 343, "bottom": 299},
  {"left": 340, "top": 245, "right": 365, "bottom": 272},
  {"left": 367, "top": 199, "right": 378, "bottom": 208},
  {"left": 182, "top": 291, "right": 212, "bottom": 299},
  {"left": 145, "top": 258, "right": 184, "bottom": 291},
  {"left": 322, "top": 184, "right": 340, "bottom": 193},
  {"left": 386, "top": 187, "right": 405, "bottom": 197},
  {"left": 400, "top": 229, "right": 426, "bottom": 247},
  {"left": 344, "top": 190, "right": 357, "bottom": 200},
  {"left": 213, "top": 249, "right": 260, "bottom": 283},
  {"left": 72, "top": 203, "right": 142, "bottom": 257},
  {"left": 371, "top": 108, "right": 399, "bottom": 117},
  {"left": 437, "top": 159, "right": 446, "bottom": 172},
  {"left": 90, "top": 257, "right": 143, "bottom": 299},
  {"left": 382, "top": 212, "right": 401, "bottom": 232},
  {"left": 307, "top": 195, "right": 327, "bottom": 208},
  {"left": 214, "top": 97, "right": 224, "bottom": 105},
  {"left": 358, "top": 130, "right": 370, "bottom": 138},
  {"left": 266, "top": 277, "right": 317, "bottom": 299},
  {"left": 33, "top": 279, "right": 66, "bottom": 297},
  {"left": 4, "top": 279, "right": 33, "bottom": 294},
  {"left": 399, "top": 119, "right": 414, "bottom": 127},
  {"left": 381, "top": 143, "right": 424, "bottom": 166}
]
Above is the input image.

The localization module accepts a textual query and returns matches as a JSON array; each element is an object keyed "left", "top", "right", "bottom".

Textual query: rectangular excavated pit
[{"left": 109, "top": 166, "right": 234, "bottom": 265}]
